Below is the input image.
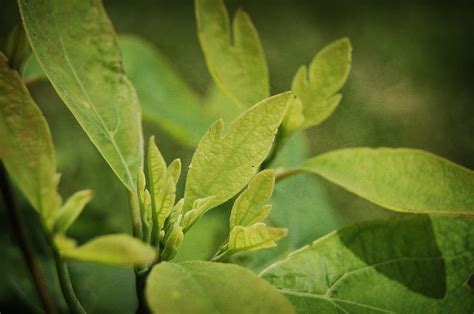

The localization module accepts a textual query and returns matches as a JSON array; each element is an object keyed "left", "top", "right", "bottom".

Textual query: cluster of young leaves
[{"left": 2, "top": 0, "right": 473, "bottom": 312}]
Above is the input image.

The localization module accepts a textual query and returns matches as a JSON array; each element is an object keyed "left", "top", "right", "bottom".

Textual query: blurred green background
[{"left": 1, "top": 0, "right": 473, "bottom": 312}]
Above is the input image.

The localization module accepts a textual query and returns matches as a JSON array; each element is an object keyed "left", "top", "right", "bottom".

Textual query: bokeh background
[{"left": 1, "top": 0, "right": 473, "bottom": 312}]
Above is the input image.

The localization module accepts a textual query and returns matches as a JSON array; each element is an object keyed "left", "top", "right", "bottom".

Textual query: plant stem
[
  {"left": 275, "top": 168, "right": 303, "bottom": 182},
  {"left": 128, "top": 190, "right": 143, "bottom": 240},
  {"left": 135, "top": 269, "right": 150, "bottom": 314},
  {"left": 51, "top": 251, "right": 86, "bottom": 314},
  {"left": 0, "top": 164, "right": 57, "bottom": 314}
]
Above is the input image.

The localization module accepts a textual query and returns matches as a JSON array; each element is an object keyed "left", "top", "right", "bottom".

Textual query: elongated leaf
[
  {"left": 229, "top": 223, "right": 287, "bottom": 253},
  {"left": 146, "top": 261, "right": 294, "bottom": 314},
  {"left": 261, "top": 216, "right": 474, "bottom": 313},
  {"left": 230, "top": 169, "right": 274, "bottom": 228},
  {"left": 302, "top": 148, "right": 474, "bottom": 215},
  {"left": 292, "top": 38, "right": 351, "bottom": 128},
  {"left": 196, "top": 0, "right": 269, "bottom": 107},
  {"left": 0, "top": 53, "right": 61, "bottom": 219},
  {"left": 147, "top": 137, "right": 177, "bottom": 234},
  {"left": 19, "top": 0, "right": 143, "bottom": 191},
  {"left": 55, "top": 234, "right": 156, "bottom": 267},
  {"left": 183, "top": 92, "right": 291, "bottom": 211},
  {"left": 52, "top": 189, "right": 93, "bottom": 233},
  {"left": 120, "top": 35, "right": 213, "bottom": 146}
]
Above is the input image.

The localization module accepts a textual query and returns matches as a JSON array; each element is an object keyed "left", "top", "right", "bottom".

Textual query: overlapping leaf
[
  {"left": 261, "top": 216, "right": 474, "bottom": 313},
  {"left": 146, "top": 261, "right": 294, "bottom": 314},
  {"left": 183, "top": 92, "right": 291, "bottom": 213},
  {"left": 195, "top": 0, "right": 270, "bottom": 107},
  {"left": 19, "top": 0, "right": 143, "bottom": 191},
  {"left": 302, "top": 148, "right": 474, "bottom": 215}
]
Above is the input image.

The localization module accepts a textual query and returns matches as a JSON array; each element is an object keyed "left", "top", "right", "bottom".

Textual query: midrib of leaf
[
  {"left": 196, "top": 116, "right": 264, "bottom": 203},
  {"left": 173, "top": 264, "right": 223, "bottom": 314},
  {"left": 31, "top": 2, "right": 136, "bottom": 190}
]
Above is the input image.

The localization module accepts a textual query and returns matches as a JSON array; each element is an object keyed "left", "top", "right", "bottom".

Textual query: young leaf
[
  {"left": 19, "top": 0, "right": 144, "bottom": 191},
  {"left": 120, "top": 35, "right": 213, "bottom": 146},
  {"left": 137, "top": 168, "right": 153, "bottom": 243},
  {"left": 147, "top": 137, "right": 177, "bottom": 234},
  {"left": 261, "top": 216, "right": 474, "bottom": 313},
  {"left": 230, "top": 169, "right": 274, "bottom": 228},
  {"left": 183, "top": 92, "right": 291, "bottom": 212},
  {"left": 292, "top": 38, "right": 351, "bottom": 128},
  {"left": 195, "top": 0, "right": 270, "bottom": 107},
  {"left": 146, "top": 261, "right": 295, "bottom": 314},
  {"left": 0, "top": 53, "right": 61, "bottom": 220},
  {"left": 55, "top": 234, "right": 156, "bottom": 267},
  {"left": 160, "top": 226, "right": 184, "bottom": 261},
  {"left": 229, "top": 223, "right": 287, "bottom": 253},
  {"left": 52, "top": 189, "right": 93, "bottom": 233},
  {"left": 302, "top": 148, "right": 474, "bottom": 215},
  {"left": 181, "top": 196, "right": 216, "bottom": 232}
]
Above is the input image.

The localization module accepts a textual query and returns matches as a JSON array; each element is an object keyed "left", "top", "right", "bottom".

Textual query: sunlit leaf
[
  {"left": 196, "top": 0, "right": 269, "bottom": 107},
  {"left": 302, "top": 148, "right": 474, "bottom": 215},
  {"left": 52, "top": 189, "right": 93, "bottom": 233},
  {"left": 261, "top": 216, "right": 474, "bottom": 313},
  {"left": 292, "top": 38, "right": 351, "bottom": 128},
  {"left": 19, "top": 0, "right": 143, "bottom": 191},
  {"left": 0, "top": 53, "right": 61, "bottom": 219},
  {"left": 55, "top": 234, "right": 156, "bottom": 267},
  {"left": 146, "top": 261, "right": 294, "bottom": 314},
  {"left": 229, "top": 223, "right": 287, "bottom": 253},
  {"left": 183, "top": 92, "right": 291, "bottom": 212}
]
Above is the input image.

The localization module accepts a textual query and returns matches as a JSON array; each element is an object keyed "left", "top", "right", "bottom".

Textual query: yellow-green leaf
[
  {"left": 52, "top": 189, "right": 93, "bottom": 233},
  {"left": 55, "top": 234, "right": 156, "bottom": 267},
  {"left": 229, "top": 223, "right": 287, "bottom": 253},
  {"left": 261, "top": 216, "right": 474, "bottom": 313},
  {"left": 0, "top": 53, "right": 61, "bottom": 219},
  {"left": 302, "top": 148, "right": 474, "bottom": 215},
  {"left": 292, "top": 38, "right": 351, "bottom": 128},
  {"left": 230, "top": 169, "right": 274, "bottom": 228},
  {"left": 195, "top": 0, "right": 269, "bottom": 107},
  {"left": 160, "top": 226, "right": 184, "bottom": 261},
  {"left": 19, "top": 0, "right": 143, "bottom": 191},
  {"left": 146, "top": 261, "right": 294, "bottom": 314},
  {"left": 183, "top": 92, "right": 291, "bottom": 212}
]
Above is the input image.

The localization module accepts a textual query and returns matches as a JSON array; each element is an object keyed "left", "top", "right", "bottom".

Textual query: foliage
[{"left": 0, "top": 0, "right": 472, "bottom": 313}]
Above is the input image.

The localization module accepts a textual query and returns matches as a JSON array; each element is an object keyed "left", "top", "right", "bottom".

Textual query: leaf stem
[
  {"left": 0, "top": 164, "right": 57, "bottom": 314},
  {"left": 275, "top": 168, "right": 303, "bottom": 182},
  {"left": 128, "top": 190, "right": 143, "bottom": 240},
  {"left": 51, "top": 251, "right": 86, "bottom": 314}
]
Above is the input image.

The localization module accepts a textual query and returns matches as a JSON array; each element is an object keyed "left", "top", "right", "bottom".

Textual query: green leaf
[
  {"left": 160, "top": 226, "right": 184, "bottom": 261},
  {"left": 19, "top": 0, "right": 143, "bottom": 191},
  {"left": 282, "top": 94, "right": 305, "bottom": 134},
  {"left": 181, "top": 196, "right": 216, "bottom": 232},
  {"left": 230, "top": 169, "right": 274, "bottom": 228},
  {"left": 195, "top": 0, "right": 270, "bottom": 107},
  {"left": 229, "top": 223, "right": 287, "bottom": 253},
  {"left": 147, "top": 137, "right": 178, "bottom": 235},
  {"left": 52, "top": 189, "right": 93, "bottom": 233},
  {"left": 146, "top": 261, "right": 295, "bottom": 314},
  {"left": 292, "top": 38, "right": 351, "bottom": 128},
  {"left": 137, "top": 168, "right": 153, "bottom": 243},
  {"left": 55, "top": 234, "right": 156, "bottom": 267},
  {"left": 120, "top": 35, "right": 213, "bottom": 146},
  {"left": 261, "top": 216, "right": 474, "bottom": 313},
  {"left": 302, "top": 148, "right": 474, "bottom": 215},
  {"left": 0, "top": 53, "right": 61, "bottom": 219},
  {"left": 183, "top": 92, "right": 291, "bottom": 212}
]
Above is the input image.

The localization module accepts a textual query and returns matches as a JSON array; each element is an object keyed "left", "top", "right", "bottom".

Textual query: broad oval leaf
[
  {"left": 19, "top": 0, "right": 143, "bottom": 191},
  {"left": 261, "top": 216, "right": 474, "bottom": 313},
  {"left": 0, "top": 53, "right": 61, "bottom": 219},
  {"left": 196, "top": 0, "right": 270, "bottom": 107},
  {"left": 120, "top": 35, "right": 213, "bottom": 146},
  {"left": 292, "top": 38, "right": 351, "bottom": 128},
  {"left": 302, "top": 148, "right": 474, "bottom": 215},
  {"left": 55, "top": 234, "right": 156, "bottom": 267},
  {"left": 183, "top": 92, "right": 291, "bottom": 211},
  {"left": 229, "top": 169, "right": 274, "bottom": 228},
  {"left": 146, "top": 261, "right": 295, "bottom": 314}
]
